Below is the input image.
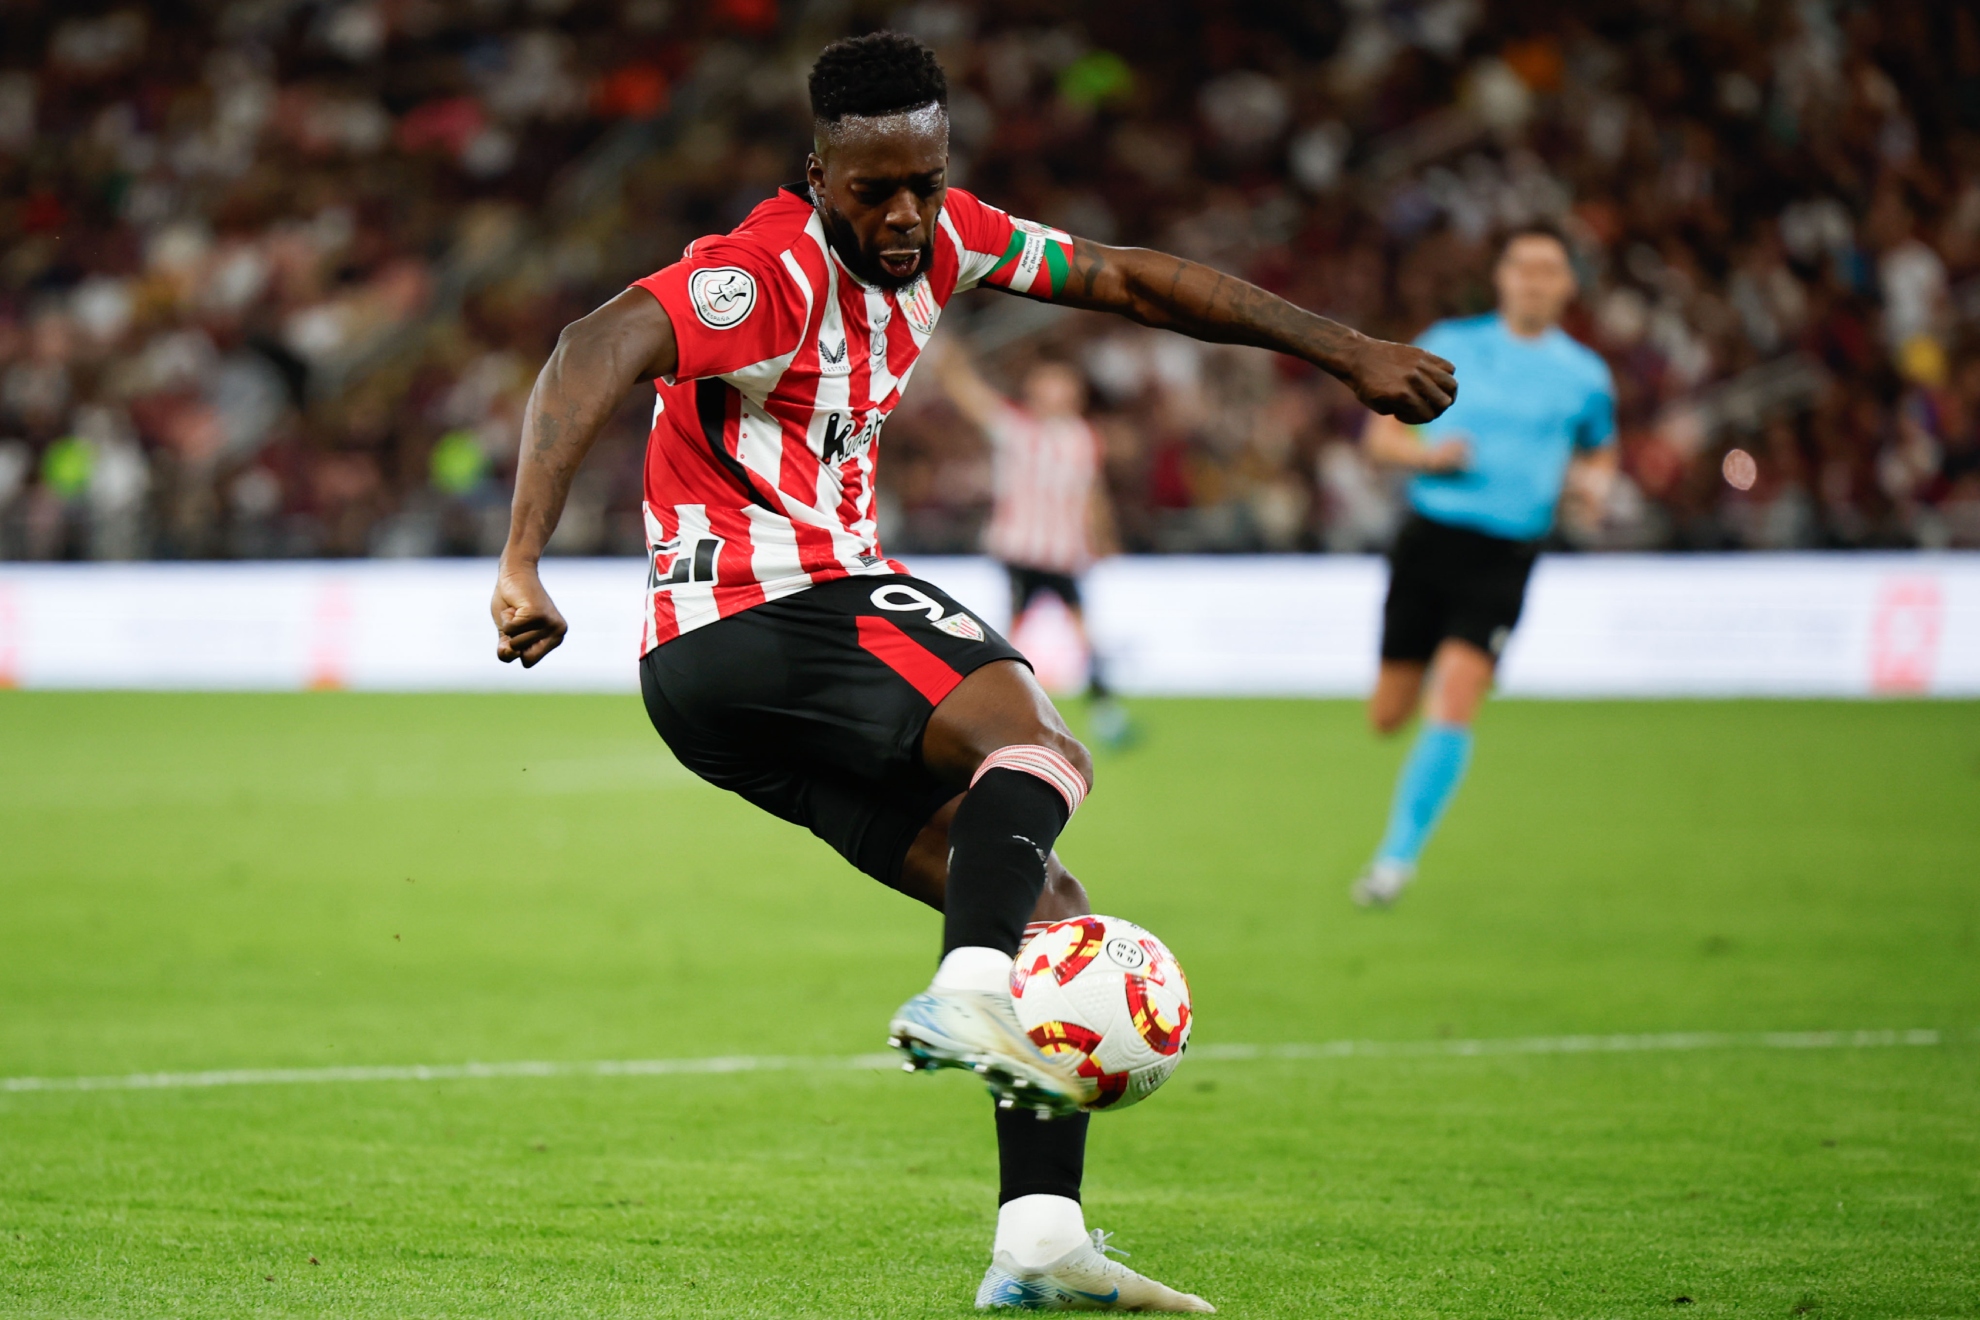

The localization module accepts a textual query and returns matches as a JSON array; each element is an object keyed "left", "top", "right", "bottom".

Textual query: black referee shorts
[
  {"left": 639, "top": 574, "right": 1028, "bottom": 888},
  {"left": 1380, "top": 513, "right": 1541, "bottom": 663}
]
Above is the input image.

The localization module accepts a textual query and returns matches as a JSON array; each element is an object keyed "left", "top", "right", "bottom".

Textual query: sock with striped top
[{"left": 941, "top": 745, "right": 1087, "bottom": 958}]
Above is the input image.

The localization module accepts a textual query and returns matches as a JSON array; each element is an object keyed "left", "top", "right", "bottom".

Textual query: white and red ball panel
[{"left": 1010, "top": 915, "right": 1192, "bottom": 1111}]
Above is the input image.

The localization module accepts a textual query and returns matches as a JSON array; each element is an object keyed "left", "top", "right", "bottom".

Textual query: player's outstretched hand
[
  {"left": 492, "top": 560, "right": 568, "bottom": 667},
  {"left": 1347, "top": 337, "right": 1458, "bottom": 424}
]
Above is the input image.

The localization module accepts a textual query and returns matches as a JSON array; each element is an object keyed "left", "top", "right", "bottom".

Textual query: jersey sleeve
[
  {"left": 943, "top": 188, "right": 1078, "bottom": 300},
  {"left": 631, "top": 238, "right": 809, "bottom": 383},
  {"left": 1574, "top": 358, "right": 1618, "bottom": 450}
]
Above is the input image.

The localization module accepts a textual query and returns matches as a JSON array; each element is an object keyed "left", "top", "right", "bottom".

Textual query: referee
[{"left": 1353, "top": 223, "right": 1617, "bottom": 907}]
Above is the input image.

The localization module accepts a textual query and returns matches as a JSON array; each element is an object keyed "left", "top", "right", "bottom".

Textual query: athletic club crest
[
  {"left": 898, "top": 276, "right": 939, "bottom": 337},
  {"left": 933, "top": 612, "right": 985, "bottom": 642}
]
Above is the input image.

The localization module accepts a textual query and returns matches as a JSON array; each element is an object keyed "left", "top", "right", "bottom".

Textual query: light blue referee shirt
[{"left": 1406, "top": 313, "right": 1617, "bottom": 541}]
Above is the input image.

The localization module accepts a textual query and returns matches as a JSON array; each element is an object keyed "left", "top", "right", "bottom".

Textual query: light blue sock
[{"left": 1374, "top": 722, "right": 1473, "bottom": 867}]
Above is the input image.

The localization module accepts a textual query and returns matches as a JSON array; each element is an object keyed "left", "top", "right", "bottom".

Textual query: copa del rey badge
[
  {"left": 898, "top": 275, "right": 939, "bottom": 337},
  {"left": 934, "top": 612, "right": 985, "bottom": 641},
  {"left": 688, "top": 266, "right": 756, "bottom": 329}
]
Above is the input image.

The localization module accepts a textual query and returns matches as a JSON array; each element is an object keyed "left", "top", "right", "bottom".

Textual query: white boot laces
[{"left": 1090, "top": 1229, "right": 1130, "bottom": 1258}]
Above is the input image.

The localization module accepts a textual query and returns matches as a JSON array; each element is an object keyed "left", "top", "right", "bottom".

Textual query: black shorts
[
  {"left": 639, "top": 574, "right": 1027, "bottom": 887},
  {"left": 1380, "top": 514, "right": 1541, "bottom": 663},
  {"left": 1006, "top": 564, "right": 1082, "bottom": 614}
]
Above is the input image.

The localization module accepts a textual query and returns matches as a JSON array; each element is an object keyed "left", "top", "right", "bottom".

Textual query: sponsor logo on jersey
[
  {"left": 898, "top": 276, "right": 939, "bottom": 337},
  {"left": 650, "top": 534, "right": 723, "bottom": 587},
  {"left": 818, "top": 335, "right": 850, "bottom": 375},
  {"left": 820, "top": 411, "right": 882, "bottom": 463},
  {"left": 933, "top": 612, "right": 985, "bottom": 642},
  {"left": 688, "top": 267, "right": 756, "bottom": 329}
]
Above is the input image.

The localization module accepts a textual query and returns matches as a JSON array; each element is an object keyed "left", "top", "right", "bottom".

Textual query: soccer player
[
  {"left": 490, "top": 33, "right": 1454, "bottom": 1310},
  {"left": 932, "top": 343, "right": 1134, "bottom": 746},
  {"left": 1351, "top": 224, "right": 1616, "bottom": 908}
]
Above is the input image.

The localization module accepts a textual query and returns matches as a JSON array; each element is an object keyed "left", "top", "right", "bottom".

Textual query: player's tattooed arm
[
  {"left": 1042, "top": 237, "right": 1457, "bottom": 424},
  {"left": 494, "top": 290, "right": 678, "bottom": 666}
]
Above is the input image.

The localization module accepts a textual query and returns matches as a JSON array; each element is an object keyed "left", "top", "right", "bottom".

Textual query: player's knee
[
  {"left": 1053, "top": 732, "right": 1095, "bottom": 796},
  {"left": 974, "top": 728, "right": 1094, "bottom": 809},
  {"left": 1369, "top": 703, "right": 1409, "bottom": 737},
  {"left": 1033, "top": 729, "right": 1094, "bottom": 799}
]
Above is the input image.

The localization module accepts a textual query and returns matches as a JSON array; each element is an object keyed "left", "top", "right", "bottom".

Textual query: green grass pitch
[{"left": 3, "top": 692, "right": 1977, "bottom": 1318}]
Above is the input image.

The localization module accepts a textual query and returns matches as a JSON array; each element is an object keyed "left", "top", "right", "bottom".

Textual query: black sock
[
  {"left": 996, "top": 1105, "right": 1089, "bottom": 1204},
  {"left": 942, "top": 768, "right": 1070, "bottom": 957}
]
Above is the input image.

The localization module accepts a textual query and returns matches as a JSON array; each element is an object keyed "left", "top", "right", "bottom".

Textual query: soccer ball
[{"left": 1011, "top": 915, "right": 1192, "bottom": 1111}]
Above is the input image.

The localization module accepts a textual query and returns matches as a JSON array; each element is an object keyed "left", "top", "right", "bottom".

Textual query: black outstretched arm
[
  {"left": 1022, "top": 237, "right": 1457, "bottom": 425},
  {"left": 492, "top": 289, "right": 678, "bottom": 666}
]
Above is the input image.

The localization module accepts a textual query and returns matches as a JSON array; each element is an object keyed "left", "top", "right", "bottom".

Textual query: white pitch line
[{"left": 1, "top": 1029, "right": 1960, "bottom": 1096}]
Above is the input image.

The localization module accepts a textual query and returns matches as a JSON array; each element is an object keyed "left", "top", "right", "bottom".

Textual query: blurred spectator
[{"left": 4, "top": 0, "right": 1980, "bottom": 560}]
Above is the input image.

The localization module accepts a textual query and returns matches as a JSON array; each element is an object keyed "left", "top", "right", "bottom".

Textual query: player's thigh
[
  {"left": 1423, "top": 639, "right": 1495, "bottom": 725},
  {"left": 653, "top": 575, "right": 1024, "bottom": 781},
  {"left": 643, "top": 662, "right": 950, "bottom": 890},
  {"left": 922, "top": 657, "right": 1090, "bottom": 789},
  {"left": 1368, "top": 659, "right": 1427, "bottom": 734},
  {"left": 642, "top": 575, "right": 1042, "bottom": 880}
]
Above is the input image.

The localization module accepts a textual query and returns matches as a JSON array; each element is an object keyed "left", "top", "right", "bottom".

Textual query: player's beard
[{"left": 816, "top": 202, "right": 933, "bottom": 291}]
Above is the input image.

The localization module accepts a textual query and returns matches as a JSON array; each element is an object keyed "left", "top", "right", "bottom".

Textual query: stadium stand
[{"left": 1, "top": 0, "right": 1977, "bottom": 560}]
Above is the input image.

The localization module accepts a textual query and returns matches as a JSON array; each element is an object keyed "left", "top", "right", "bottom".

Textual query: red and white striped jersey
[
  {"left": 981, "top": 402, "right": 1101, "bottom": 575},
  {"left": 630, "top": 184, "right": 1075, "bottom": 652}
]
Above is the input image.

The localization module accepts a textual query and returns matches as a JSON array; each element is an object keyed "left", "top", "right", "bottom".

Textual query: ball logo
[
  {"left": 1105, "top": 938, "right": 1147, "bottom": 971},
  {"left": 689, "top": 267, "right": 756, "bottom": 329}
]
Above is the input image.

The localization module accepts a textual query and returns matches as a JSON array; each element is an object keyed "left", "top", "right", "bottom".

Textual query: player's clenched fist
[
  {"left": 1346, "top": 337, "right": 1458, "bottom": 425},
  {"left": 492, "top": 561, "right": 568, "bottom": 667}
]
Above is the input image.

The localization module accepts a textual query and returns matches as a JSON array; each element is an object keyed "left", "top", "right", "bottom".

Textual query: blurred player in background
[
  {"left": 933, "top": 344, "right": 1133, "bottom": 748},
  {"left": 492, "top": 32, "right": 1453, "bottom": 1311},
  {"left": 1353, "top": 224, "right": 1616, "bottom": 908}
]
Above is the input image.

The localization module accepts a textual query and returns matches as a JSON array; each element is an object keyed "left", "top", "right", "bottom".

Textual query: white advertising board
[{"left": 0, "top": 554, "right": 1975, "bottom": 697}]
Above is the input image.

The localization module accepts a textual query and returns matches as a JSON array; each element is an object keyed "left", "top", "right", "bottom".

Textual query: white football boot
[
  {"left": 1350, "top": 858, "right": 1415, "bottom": 908},
  {"left": 888, "top": 988, "right": 1091, "bottom": 1116},
  {"left": 976, "top": 1230, "right": 1215, "bottom": 1312}
]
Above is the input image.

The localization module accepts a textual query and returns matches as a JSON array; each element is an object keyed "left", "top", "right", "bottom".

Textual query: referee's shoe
[{"left": 1351, "top": 858, "right": 1415, "bottom": 908}]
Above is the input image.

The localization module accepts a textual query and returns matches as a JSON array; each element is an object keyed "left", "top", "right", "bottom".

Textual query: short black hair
[
  {"left": 809, "top": 31, "right": 948, "bottom": 124},
  {"left": 1497, "top": 220, "right": 1573, "bottom": 260}
]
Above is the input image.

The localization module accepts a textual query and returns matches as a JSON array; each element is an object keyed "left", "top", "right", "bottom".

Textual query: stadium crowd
[{"left": 3, "top": 0, "right": 1979, "bottom": 560}]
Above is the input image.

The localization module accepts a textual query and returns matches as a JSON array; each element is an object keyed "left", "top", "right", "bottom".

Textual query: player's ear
[{"left": 805, "top": 148, "right": 826, "bottom": 195}]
